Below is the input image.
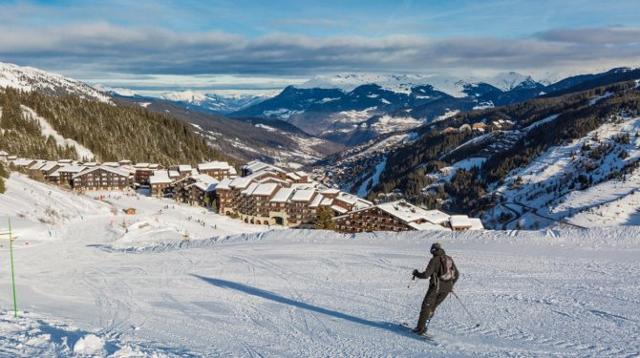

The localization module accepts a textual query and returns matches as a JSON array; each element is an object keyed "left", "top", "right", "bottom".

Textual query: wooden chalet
[
  {"left": 133, "top": 163, "right": 154, "bottom": 184},
  {"left": 197, "top": 161, "right": 237, "bottom": 180},
  {"left": 173, "top": 173, "right": 218, "bottom": 206},
  {"left": 149, "top": 170, "right": 173, "bottom": 197},
  {"left": 56, "top": 165, "right": 87, "bottom": 187},
  {"left": 71, "top": 165, "right": 131, "bottom": 191},
  {"left": 334, "top": 200, "right": 464, "bottom": 233}
]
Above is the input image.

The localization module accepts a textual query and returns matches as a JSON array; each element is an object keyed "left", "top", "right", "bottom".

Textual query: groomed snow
[{"left": 0, "top": 174, "right": 638, "bottom": 356}]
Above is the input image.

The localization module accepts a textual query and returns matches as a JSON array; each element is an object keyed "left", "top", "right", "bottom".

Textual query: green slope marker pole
[{"left": 8, "top": 217, "right": 17, "bottom": 318}]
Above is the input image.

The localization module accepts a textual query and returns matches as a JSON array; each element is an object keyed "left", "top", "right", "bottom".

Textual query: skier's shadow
[{"left": 192, "top": 274, "right": 422, "bottom": 341}]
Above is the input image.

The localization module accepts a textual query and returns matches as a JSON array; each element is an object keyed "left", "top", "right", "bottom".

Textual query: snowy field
[{"left": 0, "top": 174, "right": 639, "bottom": 357}]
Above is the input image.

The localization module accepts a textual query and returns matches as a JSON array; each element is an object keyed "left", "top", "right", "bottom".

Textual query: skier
[{"left": 411, "top": 242, "right": 459, "bottom": 335}]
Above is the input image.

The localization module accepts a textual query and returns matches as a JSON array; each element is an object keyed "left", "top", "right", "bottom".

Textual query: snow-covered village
[{"left": 1, "top": 1, "right": 640, "bottom": 357}]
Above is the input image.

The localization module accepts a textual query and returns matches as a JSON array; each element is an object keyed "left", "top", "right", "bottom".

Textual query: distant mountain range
[
  {"left": 231, "top": 68, "right": 640, "bottom": 146},
  {"left": 160, "top": 91, "right": 268, "bottom": 114},
  {"left": 101, "top": 69, "right": 640, "bottom": 148}
]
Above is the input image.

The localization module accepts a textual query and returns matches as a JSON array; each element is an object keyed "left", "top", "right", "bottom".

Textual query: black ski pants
[{"left": 416, "top": 281, "right": 452, "bottom": 330}]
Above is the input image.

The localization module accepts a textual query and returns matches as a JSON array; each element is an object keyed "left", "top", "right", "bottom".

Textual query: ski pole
[
  {"left": 407, "top": 275, "right": 415, "bottom": 289},
  {"left": 451, "top": 290, "right": 480, "bottom": 327}
]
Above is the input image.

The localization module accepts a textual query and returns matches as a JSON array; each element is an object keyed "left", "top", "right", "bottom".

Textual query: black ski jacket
[{"left": 415, "top": 248, "right": 459, "bottom": 289}]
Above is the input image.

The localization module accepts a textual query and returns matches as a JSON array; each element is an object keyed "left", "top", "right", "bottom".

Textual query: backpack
[{"left": 439, "top": 255, "right": 456, "bottom": 282}]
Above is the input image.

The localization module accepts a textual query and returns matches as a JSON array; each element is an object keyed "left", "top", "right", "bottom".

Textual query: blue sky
[{"left": 1, "top": 0, "right": 639, "bottom": 93}]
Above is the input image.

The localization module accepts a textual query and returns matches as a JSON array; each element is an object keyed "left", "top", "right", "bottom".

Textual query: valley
[{"left": 4, "top": 62, "right": 640, "bottom": 230}]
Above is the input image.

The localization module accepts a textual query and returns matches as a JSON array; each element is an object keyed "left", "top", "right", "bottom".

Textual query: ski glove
[{"left": 412, "top": 269, "right": 420, "bottom": 277}]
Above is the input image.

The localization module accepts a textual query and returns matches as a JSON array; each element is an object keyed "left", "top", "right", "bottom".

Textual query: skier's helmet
[{"left": 430, "top": 242, "right": 442, "bottom": 254}]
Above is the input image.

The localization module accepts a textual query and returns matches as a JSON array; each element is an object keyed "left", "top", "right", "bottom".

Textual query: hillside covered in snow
[
  {"left": 0, "top": 174, "right": 638, "bottom": 356},
  {"left": 0, "top": 62, "right": 110, "bottom": 103},
  {"left": 0, "top": 87, "right": 225, "bottom": 164},
  {"left": 320, "top": 75, "right": 640, "bottom": 230},
  {"left": 0, "top": 62, "right": 340, "bottom": 167}
]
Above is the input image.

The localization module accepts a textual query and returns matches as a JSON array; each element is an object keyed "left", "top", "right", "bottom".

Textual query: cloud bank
[{"left": 0, "top": 23, "right": 639, "bottom": 85}]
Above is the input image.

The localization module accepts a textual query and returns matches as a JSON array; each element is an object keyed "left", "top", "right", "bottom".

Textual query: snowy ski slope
[{"left": 0, "top": 174, "right": 638, "bottom": 357}]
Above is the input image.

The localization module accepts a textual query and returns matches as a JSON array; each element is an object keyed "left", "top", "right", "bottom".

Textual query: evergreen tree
[
  {"left": 315, "top": 207, "right": 336, "bottom": 230},
  {"left": 0, "top": 164, "right": 8, "bottom": 178}
]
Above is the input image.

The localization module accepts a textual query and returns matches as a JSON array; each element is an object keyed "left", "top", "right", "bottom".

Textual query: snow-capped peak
[
  {"left": 162, "top": 90, "right": 209, "bottom": 103},
  {"left": 0, "top": 62, "right": 110, "bottom": 103},
  {"left": 483, "top": 72, "right": 540, "bottom": 91},
  {"left": 297, "top": 73, "right": 473, "bottom": 97},
  {"left": 297, "top": 72, "right": 540, "bottom": 98},
  {"left": 159, "top": 90, "right": 272, "bottom": 113}
]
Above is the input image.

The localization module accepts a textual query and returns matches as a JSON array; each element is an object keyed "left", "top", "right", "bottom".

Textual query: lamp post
[{"left": 0, "top": 217, "right": 18, "bottom": 318}]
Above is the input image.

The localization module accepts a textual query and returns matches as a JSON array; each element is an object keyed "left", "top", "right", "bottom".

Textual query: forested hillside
[
  {"left": 374, "top": 81, "right": 640, "bottom": 206},
  {"left": 317, "top": 79, "right": 640, "bottom": 228},
  {"left": 0, "top": 88, "right": 231, "bottom": 165}
]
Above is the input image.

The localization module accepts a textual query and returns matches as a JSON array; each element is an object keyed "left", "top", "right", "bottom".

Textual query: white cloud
[{"left": 0, "top": 23, "right": 638, "bottom": 86}]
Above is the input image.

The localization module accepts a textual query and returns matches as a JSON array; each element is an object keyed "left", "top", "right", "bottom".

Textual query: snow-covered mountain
[
  {"left": 316, "top": 74, "right": 640, "bottom": 229},
  {"left": 295, "top": 72, "right": 540, "bottom": 97},
  {"left": 107, "top": 88, "right": 271, "bottom": 114},
  {"left": 160, "top": 90, "right": 269, "bottom": 114},
  {"left": 235, "top": 68, "right": 640, "bottom": 147},
  {"left": 0, "top": 62, "right": 110, "bottom": 102},
  {"left": 0, "top": 61, "right": 338, "bottom": 166},
  {"left": 233, "top": 73, "right": 546, "bottom": 145}
]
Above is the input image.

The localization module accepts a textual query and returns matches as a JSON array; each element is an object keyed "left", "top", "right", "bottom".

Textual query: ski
[{"left": 398, "top": 323, "right": 439, "bottom": 345}]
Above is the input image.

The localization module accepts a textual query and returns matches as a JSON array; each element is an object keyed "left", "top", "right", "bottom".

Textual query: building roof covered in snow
[
  {"left": 309, "top": 193, "right": 325, "bottom": 208},
  {"left": 242, "top": 160, "right": 286, "bottom": 175},
  {"left": 72, "top": 165, "right": 129, "bottom": 179},
  {"left": 58, "top": 165, "right": 86, "bottom": 173},
  {"left": 450, "top": 215, "right": 484, "bottom": 230},
  {"left": 40, "top": 161, "right": 60, "bottom": 172},
  {"left": 449, "top": 215, "right": 473, "bottom": 229},
  {"left": 230, "top": 176, "right": 254, "bottom": 190},
  {"left": 336, "top": 192, "right": 372, "bottom": 210},
  {"left": 149, "top": 170, "right": 172, "bottom": 185},
  {"left": 197, "top": 161, "right": 233, "bottom": 171},
  {"left": 321, "top": 188, "right": 340, "bottom": 196},
  {"left": 271, "top": 187, "right": 295, "bottom": 203},
  {"left": 377, "top": 201, "right": 435, "bottom": 224},
  {"left": 241, "top": 182, "right": 259, "bottom": 195},
  {"left": 216, "top": 177, "right": 233, "bottom": 190},
  {"left": 178, "top": 164, "right": 192, "bottom": 173},
  {"left": 28, "top": 160, "right": 46, "bottom": 170},
  {"left": 291, "top": 189, "right": 315, "bottom": 202},
  {"left": 251, "top": 183, "right": 279, "bottom": 197},
  {"left": 13, "top": 158, "right": 35, "bottom": 167}
]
